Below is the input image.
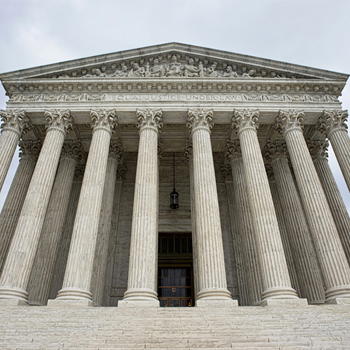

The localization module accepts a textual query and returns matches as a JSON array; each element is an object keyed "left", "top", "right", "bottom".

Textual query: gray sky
[{"left": 0, "top": 0, "right": 349, "bottom": 210}]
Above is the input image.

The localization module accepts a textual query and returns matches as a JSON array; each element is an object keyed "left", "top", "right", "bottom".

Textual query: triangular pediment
[{"left": 1, "top": 43, "right": 348, "bottom": 82}]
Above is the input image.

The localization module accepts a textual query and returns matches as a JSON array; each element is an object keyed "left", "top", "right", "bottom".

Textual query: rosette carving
[
  {"left": 231, "top": 109, "right": 259, "bottom": 133},
  {"left": 187, "top": 108, "right": 214, "bottom": 133},
  {"left": 316, "top": 110, "right": 348, "bottom": 137},
  {"left": 225, "top": 140, "right": 241, "bottom": 161},
  {"left": 136, "top": 108, "right": 163, "bottom": 132},
  {"left": 44, "top": 109, "right": 73, "bottom": 135},
  {"left": 307, "top": 140, "right": 329, "bottom": 161},
  {"left": 90, "top": 109, "right": 118, "bottom": 134},
  {"left": 275, "top": 110, "right": 304, "bottom": 135},
  {"left": 109, "top": 141, "right": 123, "bottom": 161},
  {"left": 0, "top": 109, "right": 32, "bottom": 136},
  {"left": 263, "top": 140, "right": 288, "bottom": 162},
  {"left": 19, "top": 139, "right": 42, "bottom": 160},
  {"left": 61, "top": 140, "right": 86, "bottom": 163}
]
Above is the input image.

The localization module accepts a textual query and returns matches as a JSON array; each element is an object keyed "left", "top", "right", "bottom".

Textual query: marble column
[
  {"left": 264, "top": 140, "right": 325, "bottom": 304},
  {"left": 28, "top": 140, "right": 85, "bottom": 305},
  {"left": 0, "top": 140, "right": 41, "bottom": 275},
  {"left": 0, "top": 109, "right": 73, "bottom": 303},
  {"left": 232, "top": 109, "right": 298, "bottom": 302},
  {"left": 49, "top": 166, "right": 84, "bottom": 300},
  {"left": 56, "top": 109, "right": 117, "bottom": 303},
  {"left": 316, "top": 110, "right": 350, "bottom": 191},
  {"left": 187, "top": 108, "right": 233, "bottom": 306},
  {"left": 276, "top": 109, "right": 350, "bottom": 301},
  {"left": 266, "top": 165, "right": 301, "bottom": 297},
  {"left": 226, "top": 140, "right": 263, "bottom": 306},
  {"left": 0, "top": 109, "right": 31, "bottom": 192},
  {"left": 222, "top": 168, "right": 249, "bottom": 306},
  {"left": 90, "top": 141, "right": 122, "bottom": 306},
  {"left": 185, "top": 141, "right": 199, "bottom": 302},
  {"left": 119, "top": 108, "right": 162, "bottom": 307},
  {"left": 308, "top": 140, "right": 350, "bottom": 265}
]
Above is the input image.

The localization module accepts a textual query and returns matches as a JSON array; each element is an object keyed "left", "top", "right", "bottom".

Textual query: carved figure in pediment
[
  {"left": 146, "top": 58, "right": 165, "bottom": 77},
  {"left": 242, "top": 69, "right": 256, "bottom": 78},
  {"left": 128, "top": 62, "right": 145, "bottom": 77},
  {"left": 165, "top": 55, "right": 183, "bottom": 77},
  {"left": 112, "top": 64, "right": 128, "bottom": 77},
  {"left": 57, "top": 74, "right": 70, "bottom": 79},
  {"left": 222, "top": 66, "right": 238, "bottom": 78},
  {"left": 205, "top": 63, "right": 219, "bottom": 77},
  {"left": 184, "top": 58, "right": 201, "bottom": 77}
]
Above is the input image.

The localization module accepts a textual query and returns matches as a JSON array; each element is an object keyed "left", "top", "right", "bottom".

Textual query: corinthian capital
[
  {"left": 184, "top": 140, "right": 193, "bottom": 160},
  {"left": 19, "top": 139, "right": 42, "bottom": 160},
  {"left": 0, "top": 109, "right": 32, "bottom": 137},
  {"left": 90, "top": 109, "right": 118, "bottom": 134},
  {"left": 44, "top": 109, "right": 73, "bottom": 136},
  {"left": 117, "top": 164, "right": 127, "bottom": 181},
  {"left": 265, "top": 164, "right": 275, "bottom": 182},
  {"left": 307, "top": 140, "right": 329, "bottom": 161},
  {"left": 263, "top": 140, "right": 288, "bottom": 162},
  {"left": 275, "top": 110, "right": 304, "bottom": 135},
  {"left": 316, "top": 110, "right": 348, "bottom": 137},
  {"left": 220, "top": 164, "right": 232, "bottom": 182},
  {"left": 225, "top": 140, "right": 241, "bottom": 161},
  {"left": 109, "top": 141, "right": 123, "bottom": 161},
  {"left": 231, "top": 109, "right": 259, "bottom": 134},
  {"left": 187, "top": 109, "right": 214, "bottom": 133},
  {"left": 61, "top": 140, "right": 86, "bottom": 163},
  {"left": 136, "top": 108, "right": 163, "bottom": 133}
]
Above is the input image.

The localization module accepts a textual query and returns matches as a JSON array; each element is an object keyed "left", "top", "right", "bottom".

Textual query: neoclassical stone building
[{"left": 0, "top": 43, "right": 350, "bottom": 319}]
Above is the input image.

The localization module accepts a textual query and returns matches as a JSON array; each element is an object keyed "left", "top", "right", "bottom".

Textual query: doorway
[{"left": 158, "top": 233, "right": 194, "bottom": 307}]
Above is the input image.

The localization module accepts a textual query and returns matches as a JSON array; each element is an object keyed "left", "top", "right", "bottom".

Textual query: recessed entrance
[{"left": 158, "top": 233, "right": 194, "bottom": 307}]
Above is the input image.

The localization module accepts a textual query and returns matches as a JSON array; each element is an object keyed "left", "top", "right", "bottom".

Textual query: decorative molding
[
  {"left": 275, "top": 109, "right": 305, "bottom": 135},
  {"left": 316, "top": 110, "right": 348, "bottom": 137},
  {"left": 307, "top": 140, "right": 329, "bottom": 161},
  {"left": 263, "top": 140, "right": 288, "bottom": 162},
  {"left": 61, "top": 140, "right": 86, "bottom": 163},
  {"left": 187, "top": 108, "right": 214, "bottom": 133},
  {"left": 44, "top": 109, "right": 73, "bottom": 136},
  {"left": 9, "top": 93, "right": 340, "bottom": 103},
  {"left": 0, "top": 109, "right": 32, "bottom": 137},
  {"left": 136, "top": 108, "right": 163, "bottom": 133},
  {"left": 225, "top": 140, "right": 241, "bottom": 161},
  {"left": 231, "top": 109, "right": 259, "bottom": 133},
  {"left": 90, "top": 109, "right": 118, "bottom": 134},
  {"left": 18, "top": 139, "right": 42, "bottom": 160}
]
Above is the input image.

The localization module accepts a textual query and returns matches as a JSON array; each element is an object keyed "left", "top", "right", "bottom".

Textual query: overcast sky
[{"left": 0, "top": 0, "right": 349, "bottom": 211}]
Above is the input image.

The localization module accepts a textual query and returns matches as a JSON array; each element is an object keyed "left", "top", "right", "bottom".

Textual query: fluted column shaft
[
  {"left": 226, "top": 142, "right": 263, "bottom": 305},
  {"left": 187, "top": 109, "right": 232, "bottom": 302},
  {"left": 0, "top": 110, "right": 73, "bottom": 302},
  {"left": 317, "top": 110, "right": 350, "bottom": 191},
  {"left": 57, "top": 109, "right": 117, "bottom": 302},
  {"left": 0, "top": 110, "right": 31, "bottom": 191},
  {"left": 277, "top": 110, "right": 350, "bottom": 301},
  {"left": 308, "top": 140, "right": 350, "bottom": 265},
  {"left": 0, "top": 141, "right": 40, "bottom": 274},
  {"left": 266, "top": 148, "right": 325, "bottom": 303},
  {"left": 91, "top": 144, "right": 121, "bottom": 306},
  {"left": 232, "top": 110, "right": 297, "bottom": 300},
  {"left": 268, "top": 177, "right": 301, "bottom": 296},
  {"left": 28, "top": 141, "right": 84, "bottom": 305}
]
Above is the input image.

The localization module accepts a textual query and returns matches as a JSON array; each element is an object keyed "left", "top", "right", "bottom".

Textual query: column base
[
  {"left": 0, "top": 298, "right": 28, "bottom": 306},
  {"left": 119, "top": 288, "right": 159, "bottom": 307},
  {"left": 325, "top": 285, "right": 350, "bottom": 301},
  {"left": 262, "top": 286, "right": 299, "bottom": 300},
  {"left": 260, "top": 298, "right": 308, "bottom": 307},
  {"left": 56, "top": 287, "right": 93, "bottom": 301},
  {"left": 0, "top": 286, "right": 28, "bottom": 304},
  {"left": 47, "top": 299, "right": 94, "bottom": 307},
  {"left": 326, "top": 298, "right": 350, "bottom": 305},
  {"left": 196, "top": 288, "right": 233, "bottom": 300}
]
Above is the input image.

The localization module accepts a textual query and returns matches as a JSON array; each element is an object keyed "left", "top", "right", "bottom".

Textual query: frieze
[{"left": 10, "top": 93, "right": 339, "bottom": 103}]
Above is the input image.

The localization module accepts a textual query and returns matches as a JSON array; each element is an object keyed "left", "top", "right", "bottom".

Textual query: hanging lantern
[{"left": 170, "top": 152, "right": 179, "bottom": 209}]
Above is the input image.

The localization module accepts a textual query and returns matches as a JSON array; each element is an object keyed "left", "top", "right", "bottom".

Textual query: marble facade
[{"left": 0, "top": 42, "right": 349, "bottom": 309}]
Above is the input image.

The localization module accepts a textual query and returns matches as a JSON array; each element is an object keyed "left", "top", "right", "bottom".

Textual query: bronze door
[{"left": 158, "top": 267, "right": 193, "bottom": 307}]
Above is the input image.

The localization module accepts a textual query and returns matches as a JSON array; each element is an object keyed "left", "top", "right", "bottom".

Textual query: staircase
[{"left": 1, "top": 303, "right": 350, "bottom": 349}]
